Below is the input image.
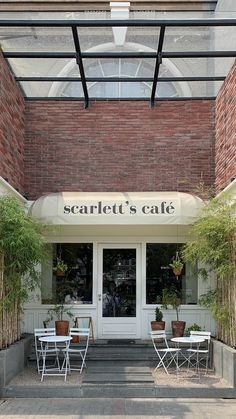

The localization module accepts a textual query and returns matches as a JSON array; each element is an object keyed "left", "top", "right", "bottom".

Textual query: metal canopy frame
[{"left": 0, "top": 18, "right": 236, "bottom": 108}]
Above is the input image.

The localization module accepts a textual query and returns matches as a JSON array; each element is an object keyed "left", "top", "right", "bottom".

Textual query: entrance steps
[{"left": 2, "top": 338, "right": 235, "bottom": 399}]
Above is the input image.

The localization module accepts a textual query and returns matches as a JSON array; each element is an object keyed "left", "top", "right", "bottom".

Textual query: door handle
[{"left": 98, "top": 294, "right": 101, "bottom": 301}]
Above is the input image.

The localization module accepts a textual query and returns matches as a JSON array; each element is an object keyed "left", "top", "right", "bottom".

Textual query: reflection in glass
[
  {"left": 41, "top": 243, "right": 93, "bottom": 305},
  {"left": 103, "top": 248, "right": 136, "bottom": 318},
  {"left": 146, "top": 243, "right": 198, "bottom": 305}
]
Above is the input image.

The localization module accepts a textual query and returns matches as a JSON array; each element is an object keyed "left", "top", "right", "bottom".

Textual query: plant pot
[
  {"left": 56, "top": 269, "right": 65, "bottom": 276},
  {"left": 151, "top": 320, "right": 165, "bottom": 331},
  {"left": 151, "top": 321, "right": 166, "bottom": 342},
  {"left": 173, "top": 268, "right": 182, "bottom": 276},
  {"left": 55, "top": 320, "right": 69, "bottom": 336},
  {"left": 71, "top": 335, "right": 80, "bottom": 343},
  {"left": 171, "top": 320, "right": 186, "bottom": 337}
]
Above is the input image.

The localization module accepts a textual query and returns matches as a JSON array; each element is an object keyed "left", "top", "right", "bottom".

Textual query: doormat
[{"left": 107, "top": 339, "right": 136, "bottom": 344}]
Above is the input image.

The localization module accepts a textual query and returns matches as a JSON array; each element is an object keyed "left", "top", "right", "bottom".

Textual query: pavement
[{"left": 1, "top": 397, "right": 236, "bottom": 418}]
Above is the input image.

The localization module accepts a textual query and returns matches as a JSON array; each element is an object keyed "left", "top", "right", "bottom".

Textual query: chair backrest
[
  {"left": 69, "top": 327, "right": 90, "bottom": 352},
  {"left": 34, "top": 328, "right": 56, "bottom": 337},
  {"left": 190, "top": 330, "right": 211, "bottom": 339},
  {"left": 150, "top": 330, "right": 169, "bottom": 349},
  {"left": 34, "top": 328, "right": 56, "bottom": 350},
  {"left": 190, "top": 330, "right": 211, "bottom": 349},
  {"left": 69, "top": 327, "right": 90, "bottom": 337}
]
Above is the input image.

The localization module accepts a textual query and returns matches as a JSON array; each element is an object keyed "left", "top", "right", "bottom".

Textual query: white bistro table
[
  {"left": 39, "top": 335, "right": 72, "bottom": 381},
  {"left": 171, "top": 336, "right": 205, "bottom": 371}
]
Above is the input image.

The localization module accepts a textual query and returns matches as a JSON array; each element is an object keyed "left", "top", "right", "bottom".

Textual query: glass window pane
[
  {"left": 146, "top": 243, "right": 198, "bottom": 305},
  {"left": 83, "top": 58, "right": 155, "bottom": 78},
  {"left": 161, "top": 57, "right": 235, "bottom": 78},
  {"left": 156, "top": 80, "right": 223, "bottom": 98},
  {"left": 103, "top": 248, "right": 136, "bottom": 317},
  {"left": 164, "top": 26, "right": 236, "bottom": 53},
  {"left": 78, "top": 27, "right": 114, "bottom": 51},
  {"left": 19, "top": 81, "right": 82, "bottom": 97},
  {"left": 88, "top": 81, "right": 151, "bottom": 98},
  {"left": 0, "top": 27, "right": 74, "bottom": 52},
  {"left": 125, "top": 26, "right": 160, "bottom": 50},
  {"left": 41, "top": 243, "right": 93, "bottom": 305},
  {"left": 8, "top": 58, "right": 78, "bottom": 77}
]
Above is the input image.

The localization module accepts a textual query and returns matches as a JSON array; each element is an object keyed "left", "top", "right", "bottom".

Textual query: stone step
[
  {"left": 79, "top": 365, "right": 154, "bottom": 384},
  {"left": 83, "top": 373, "right": 154, "bottom": 383}
]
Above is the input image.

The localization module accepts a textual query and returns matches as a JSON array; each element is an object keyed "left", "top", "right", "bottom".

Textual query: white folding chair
[
  {"left": 151, "top": 330, "right": 180, "bottom": 374},
  {"left": 34, "top": 328, "right": 60, "bottom": 373},
  {"left": 186, "top": 331, "right": 211, "bottom": 374},
  {"left": 62, "top": 327, "right": 90, "bottom": 374}
]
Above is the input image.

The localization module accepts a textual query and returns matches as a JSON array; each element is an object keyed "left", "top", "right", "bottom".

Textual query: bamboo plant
[
  {"left": 0, "top": 195, "right": 46, "bottom": 349},
  {"left": 182, "top": 194, "right": 236, "bottom": 347}
]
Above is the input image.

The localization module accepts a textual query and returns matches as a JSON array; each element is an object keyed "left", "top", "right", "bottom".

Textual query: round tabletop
[
  {"left": 39, "top": 335, "right": 72, "bottom": 343},
  {"left": 171, "top": 336, "right": 205, "bottom": 344}
]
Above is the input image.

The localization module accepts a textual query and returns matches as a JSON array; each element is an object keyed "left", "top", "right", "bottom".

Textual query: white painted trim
[
  {"left": 97, "top": 243, "right": 141, "bottom": 339},
  {"left": 217, "top": 178, "right": 236, "bottom": 196},
  {"left": 0, "top": 177, "right": 27, "bottom": 203}
]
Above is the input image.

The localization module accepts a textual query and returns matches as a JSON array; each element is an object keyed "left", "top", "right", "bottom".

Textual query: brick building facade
[{"left": 0, "top": 0, "right": 235, "bottom": 338}]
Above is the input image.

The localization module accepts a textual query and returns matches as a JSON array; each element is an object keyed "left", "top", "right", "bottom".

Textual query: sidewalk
[{"left": 1, "top": 397, "right": 236, "bottom": 418}]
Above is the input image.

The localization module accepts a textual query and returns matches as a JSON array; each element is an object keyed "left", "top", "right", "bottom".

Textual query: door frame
[{"left": 97, "top": 243, "right": 142, "bottom": 339}]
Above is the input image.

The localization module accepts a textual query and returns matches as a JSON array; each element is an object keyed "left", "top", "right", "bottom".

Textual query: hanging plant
[
  {"left": 53, "top": 258, "right": 68, "bottom": 276},
  {"left": 169, "top": 252, "right": 184, "bottom": 277}
]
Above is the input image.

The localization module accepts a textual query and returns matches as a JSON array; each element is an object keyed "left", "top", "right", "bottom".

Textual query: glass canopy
[{"left": 0, "top": 11, "right": 235, "bottom": 107}]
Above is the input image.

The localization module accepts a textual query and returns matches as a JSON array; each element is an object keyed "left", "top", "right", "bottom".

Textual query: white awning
[{"left": 29, "top": 191, "right": 203, "bottom": 226}]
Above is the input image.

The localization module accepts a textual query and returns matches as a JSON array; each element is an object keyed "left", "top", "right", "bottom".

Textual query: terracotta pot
[
  {"left": 71, "top": 335, "right": 80, "bottom": 343},
  {"left": 173, "top": 268, "right": 182, "bottom": 276},
  {"left": 55, "top": 320, "right": 69, "bottom": 336},
  {"left": 151, "top": 320, "right": 165, "bottom": 331},
  {"left": 56, "top": 269, "right": 65, "bottom": 276},
  {"left": 151, "top": 321, "right": 165, "bottom": 342},
  {"left": 171, "top": 320, "right": 186, "bottom": 337}
]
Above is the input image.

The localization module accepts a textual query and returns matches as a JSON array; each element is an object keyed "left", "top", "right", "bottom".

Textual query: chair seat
[
  {"left": 187, "top": 349, "right": 208, "bottom": 354},
  {"left": 62, "top": 347, "right": 85, "bottom": 353}
]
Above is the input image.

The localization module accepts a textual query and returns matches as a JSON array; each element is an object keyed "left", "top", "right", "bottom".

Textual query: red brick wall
[
  {"left": 25, "top": 101, "right": 214, "bottom": 199},
  {"left": 0, "top": 50, "right": 25, "bottom": 194},
  {"left": 215, "top": 60, "right": 236, "bottom": 192},
  {"left": 24, "top": 100, "right": 215, "bottom": 200}
]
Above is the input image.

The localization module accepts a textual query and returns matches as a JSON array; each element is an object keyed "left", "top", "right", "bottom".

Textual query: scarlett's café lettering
[{"left": 63, "top": 200, "right": 176, "bottom": 216}]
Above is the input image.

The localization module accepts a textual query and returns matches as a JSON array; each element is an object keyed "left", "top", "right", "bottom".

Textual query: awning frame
[{"left": 0, "top": 17, "right": 236, "bottom": 107}]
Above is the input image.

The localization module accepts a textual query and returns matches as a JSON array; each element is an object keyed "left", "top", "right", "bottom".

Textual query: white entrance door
[{"left": 97, "top": 244, "right": 141, "bottom": 339}]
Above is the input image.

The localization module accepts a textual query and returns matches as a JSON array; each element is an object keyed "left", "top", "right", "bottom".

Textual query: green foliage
[
  {"left": 185, "top": 323, "right": 202, "bottom": 336},
  {"left": 182, "top": 194, "right": 236, "bottom": 343},
  {"left": 0, "top": 195, "right": 47, "bottom": 311},
  {"left": 198, "top": 289, "right": 229, "bottom": 326},
  {"left": 45, "top": 303, "right": 74, "bottom": 323},
  {"left": 182, "top": 194, "right": 236, "bottom": 282},
  {"left": 155, "top": 306, "right": 163, "bottom": 322},
  {"left": 169, "top": 259, "right": 184, "bottom": 270},
  {"left": 53, "top": 258, "right": 68, "bottom": 273},
  {"left": 161, "top": 287, "right": 182, "bottom": 321}
]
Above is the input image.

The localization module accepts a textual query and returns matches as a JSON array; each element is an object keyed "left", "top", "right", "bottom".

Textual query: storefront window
[
  {"left": 146, "top": 243, "right": 198, "bottom": 305},
  {"left": 41, "top": 243, "right": 93, "bottom": 305}
]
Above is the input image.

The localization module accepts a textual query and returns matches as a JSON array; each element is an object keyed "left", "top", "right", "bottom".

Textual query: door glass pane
[{"left": 103, "top": 248, "right": 136, "bottom": 318}]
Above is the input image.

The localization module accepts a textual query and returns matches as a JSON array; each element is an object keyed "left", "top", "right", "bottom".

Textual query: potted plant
[
  {"left": 169, "top": 258, "right": 184, "bottom": 277},
  {"left": 151, "top": 306, "right": 165, "bottom": 331},
  {"left": 45, "top": 303, "right": 74, "bottom": 335},
  {"left": 161, "top": 287, "right": 186, "bottom": 337},
  {"left": 185, "top": 323, "right": 202, "bottom": 336},
  {"left": 53, "top": 258, "right": 68, "bottom": 276}
]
